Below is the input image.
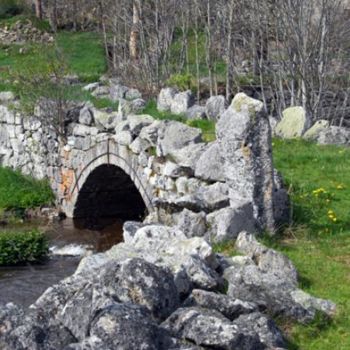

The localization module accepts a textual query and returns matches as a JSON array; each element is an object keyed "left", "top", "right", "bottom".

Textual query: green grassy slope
[{"left": 0, "top": 167, "right": 54, "bottom": 211}]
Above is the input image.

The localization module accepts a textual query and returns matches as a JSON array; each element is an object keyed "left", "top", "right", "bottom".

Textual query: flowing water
[{"left": 0, "top": 218, "right": 124, "bottom": 307}]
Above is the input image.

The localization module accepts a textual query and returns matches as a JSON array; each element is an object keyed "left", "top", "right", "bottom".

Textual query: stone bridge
[{"left": 0, "top": 93, "right": 288, "bottom": 240}]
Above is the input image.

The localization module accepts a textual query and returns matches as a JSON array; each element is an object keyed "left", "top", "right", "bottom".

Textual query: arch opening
[{"left": 73, "top": 164, "right": 147, "bottom": 229}]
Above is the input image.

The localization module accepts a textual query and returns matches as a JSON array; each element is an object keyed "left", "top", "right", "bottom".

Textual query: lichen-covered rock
[
  {"left": 205, "top": 95, "right": 227, "bottom": 121},
  {"left": 99, "top": 258, "right": 180, "bottom": 321},
  {"left": 194, "top": 142, "right": 225, "bottom": 182},
  {"left": 317, "top": 126, "right": 350, "bottom": 145},
  {"left": 186, "top": 105, "right": 206, "bottom": 120},
  {"left": 173, "top": 209, "right": 207, "bottom": 238},
  {"left": 183, "top": 290, "right": 258, "bottom": 321},
  {"left": 157, "top": 121, "right": 202, "bottom": 156},
  {"left": 162, "top": 307, "right": 264, "bottom": 350},
  {"left": 93, "top": 109, "right": 119, "bottom": 131},
  {"left": 109, "top": 84, "right": 129, "bottom": 102},
  {"left": 125, "top": 88, "right": 142, "bottom": 100},
  {"left": 89, "top": 303, "right": 174, "bottom": 350},
  {"left": 224, "top": 232, "right": 336, "bottom": 323},
  {"left": 206, "top": 204, "right": 256, "bottom": 242},
  {"left": 217, "top": 92, "right": 276, "bottom": 233},
  {"left": 78, "top": 106, "right": 94, "bottom": 126},
  {"left": 275, "top": 106, "right": 309, "bottom": 139},
  {"left": 170, "top": 91, "right": 194, "bottom": 115},
  {"left": 303, "top": 120, "right": 329, "bottom": 141},
  {"left": 157, "top": 87, "right": 178, "bottom": 112},
  {"left": 233, "top": 312, "right": 287, "bottom": 349}
]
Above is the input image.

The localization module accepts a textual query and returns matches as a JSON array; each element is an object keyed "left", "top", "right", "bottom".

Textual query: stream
[{"left": 0, "top": 218, "right": 124, "bottom": 308}]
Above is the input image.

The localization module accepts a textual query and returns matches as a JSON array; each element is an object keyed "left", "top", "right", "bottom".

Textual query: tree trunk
[
  {"left": 130, "top": 0, "right": 140, "bottom": 60},
  {"left": 35, "top": 0, "right": 42, "bottom": 20}
]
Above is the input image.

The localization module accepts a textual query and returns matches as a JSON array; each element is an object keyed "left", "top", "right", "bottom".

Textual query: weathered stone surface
[
  {"left": 194, "top": 142, "right": 225, "bottom": 182},
  {"left": 217, "top": 93, "right": 276, "bottom": 232},
  {"left": 78, "top": 107, "right": 94, "bottom": 126},
  {"left": 100, "top": 258, "right": 180, "bottom": 321},
  {"left": 317, "top": 126, "right": 350, "bottom": 145},
  {"left": 173, "top": 209, "right": 207, "bottom": 238},
  {"left": 90, "top": 303, "right": 173, "bottom": 350},
  {"left": 82, "top": 82, "right": 100, "bottom": 92},
  {"left": 185, "top": 105, "right": 206, "bottom": 120},
  {"left": 125, "top": 88, "right": 142, "bottom": 100},
  {"left": 93, "top": 109, "right": 118, "bottom": 130},
  {"left": 223, "top": 232, "right": 335, "bottom": 322},
  {"left": 205, "top": 95, "right": 227, "bottom": 121},
  {"left": 157, "top": 121, "right": 202, "bottom": 156},
  {"left": 170, "top": 91, "right": 194, "bottom": 115},
  {"left": 109, "top": 84, "right": 129, "bottom": 101},
  {"left": 206, "top": 204, "right": 256, "bottom": 242},
  {"left": 233, "top": 312, "right": 287, "bottom": 349},
  {"left": 118, "top": 98, "right": 146, "bottom": 117},
  {"left": 183, "top": 290, "right": 258, "bottom": 321},
  {"left": 275, "top": 106, "right": 309, "bottom": 139},
  {"left": 162, "top": 307, "right": 264, "bottom": 350},
  {"left": 0, "top": 91, "right": 15, "bottom": 104},
  {"left": 127, "top": 114, "right": 154, "bottom": 135},
  {"left": 91, "top": 85, "right": 110, "bottom": 98},
  {"left": 157, "top": 87, "right": 178, "bottom": 112},
  {"left": 303, "top": 119, "right": 329, "bottom": 141},
  {"left": 168, "top": 143, "right": 207, "bottom": 169}
]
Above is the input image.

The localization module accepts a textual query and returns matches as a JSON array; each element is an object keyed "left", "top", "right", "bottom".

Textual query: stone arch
[{"left": 60, "top": 139, "right": 155, "bottom": 218}]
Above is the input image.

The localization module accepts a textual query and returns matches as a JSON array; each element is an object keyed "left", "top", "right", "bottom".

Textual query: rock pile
[
  {"left": 0, "top": 20, "right": 54, "bottom": 45},
  {"left": 0, "top": 226, "right": 336, "bottom": 350}
]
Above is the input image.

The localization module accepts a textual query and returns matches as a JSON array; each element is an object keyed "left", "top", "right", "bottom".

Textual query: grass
[
  {"left": 217, "top": 138, "right": 350, "bottom": 349},
  {"left": 0, "top": 167, "right": 54, "bottom": 211}
]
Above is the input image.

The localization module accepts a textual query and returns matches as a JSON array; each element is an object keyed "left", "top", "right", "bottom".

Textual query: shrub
[
  {"left": 0, "top": 0, "right": 24, "bottom": 19},
  {"left": 0, "top": 230, "right": 48, "bottom": 265},
  {"left": 166, "top": 73, "right": 195, "bottom": 91}
]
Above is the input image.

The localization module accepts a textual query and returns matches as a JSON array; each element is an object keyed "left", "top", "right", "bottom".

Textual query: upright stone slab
[
  {"left": 275, "top": 106, "right": 309, "bottom": 138},
  {"left": 216, "top": 93, "right": 276, "bottom": 233}
]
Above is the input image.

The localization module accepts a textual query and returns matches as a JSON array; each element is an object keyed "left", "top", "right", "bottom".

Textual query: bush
[
  {"left": 0, "top": 0, "right": 24, "bottom": 19},
  {"left": 0, "top": 230, "right": 48, "bottom": 265},
  {"left": 166, "top": 73, "right": 195, "bottom": 91}
]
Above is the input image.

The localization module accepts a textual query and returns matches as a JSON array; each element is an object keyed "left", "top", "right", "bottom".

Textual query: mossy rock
[{"left": 275, "top": 107, "right": 309, "bottom": 139}]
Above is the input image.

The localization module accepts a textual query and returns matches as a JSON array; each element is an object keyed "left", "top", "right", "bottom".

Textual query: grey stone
[
  {"left": 157, "top": 87, "right": 178, "bottom": 112},
  {"left": 185, "top": 105, "right": 206, "bottom": 120},
  {"left": 194, "top": 142, "right": 225, "bottom": 182},
  {"left": 125, "top": 88, "right": 142, "bottom": 100},
  {"left": 91, "top": 85, "right": 110, "bottom": 98},
  {"left": 170, "top": 90, "right": 194, "bottom": 115},
  {"left": 233, "top": 312, "right": 287, "bottom": 349},
  {"left": 168, "top": 143, "right": 207, "bottom": 169},
  {"left": 317, "top": 126, "right": 350, "bottom": 145},
  {"left": 0, "top": 91, "right": 15, "bottom": 104},
  {"left": 90, "top": 303, "right": 173, "bottom": 350},
  {"left": 109, "top": 84, "right": 129, "bottom": 102},
  {"left": 173, "top": 209, "right": 207, "bottom": 238},
  {"left": 127, "top": 114, "right": 154, "bottom": 135},
  {"left": 183, "top": 290, "right": 258, "bottom": 321},
  {"left": 93, "top": 110, "right": 118, "bottom": 131},
  {"left": 205, "top": 95, "right": 227, "bottom": 121},
  {"left": 79, "top": 107, "right": 94, "bottom": 126},
  {"left": 207, "top": 204, "right": 256, "bottom": 242},
  {"left": 82, "top": 82, "right": 100, "bottom": 92},
  {"left": 303, "top": 119, "right": 330, "bottom": 141},
  {"left": 157, "top": 121, "right": 202, "bottom": 157},
  {"left": 162, "top": 307, "right": 264, "bottom": 350},
  {"left": 118, "top": 98, "right": 146, "bottom": 117},
  {"left": 163, "top": 161, "right": 193, "bottom": 178},
  {"left": 99, "top": 258, "right": 180, "bottom": 321}
]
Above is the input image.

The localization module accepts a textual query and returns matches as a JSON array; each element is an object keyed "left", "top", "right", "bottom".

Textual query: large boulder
[
  {"left": 205, "top": 95, "right": 227, "bottom": 121},
  {"left": 161, "top": 307, "right": 264, "bottom": 350},
  {"left": 157, "top": 121, "right": 202, "bottom": 157},
  {"left": 217, "top": 93, "right": 276, "bottom": 233},
  {"left": 303, "top": 119, "right": 329, "bottom": 141},
  {"left": 223, "top": 232, "right": 336, "bottom": 323},
  {"left": 317, "top": 126, "right": 350, "bottom": 145},
  {"left": 157, "top": 87, "right": 178, "bottom": 112},
  {"left": 275, "top": 106, "right": 309, "bottom": 139},
  {"left": 170, "top": 91, "right": 194, "bottom": 115}
]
